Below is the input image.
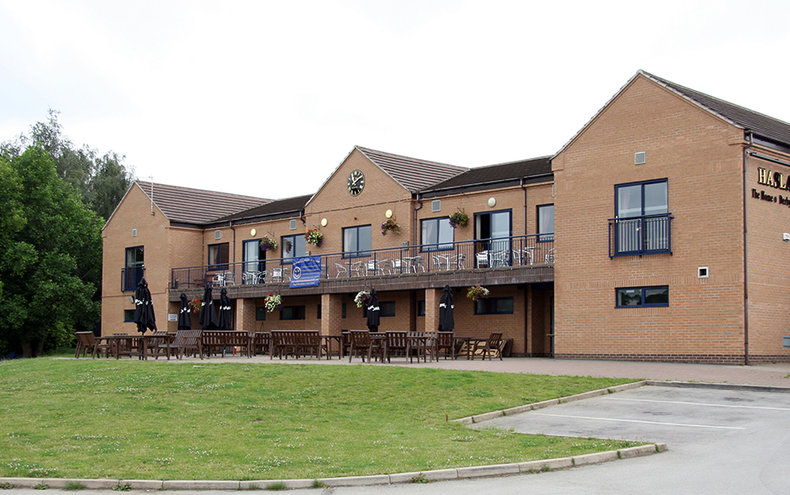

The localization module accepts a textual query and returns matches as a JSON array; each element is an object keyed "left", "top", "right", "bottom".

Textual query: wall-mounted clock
[{"left": 347, "top": 169, "right": 365, "bottom": 196}]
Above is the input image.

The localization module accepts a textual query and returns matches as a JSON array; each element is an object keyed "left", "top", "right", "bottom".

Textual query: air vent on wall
[
  {"left": 634, "top": 152, "right": 646, "bottom": 165},
  {"left": 431, "top": 199, "right": 441, "bottom": 212},
  {"left": 214, "top": 230, "right": 222, "bottom": 240},
  {"left": 131, "top": 229, "right": 137, "bottom": 237},
  {"left": 289, "top": 219, "right": 297, "bottom": 230}
]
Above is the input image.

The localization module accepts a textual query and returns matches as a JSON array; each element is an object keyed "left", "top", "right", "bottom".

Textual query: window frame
[
  {"left": 379, "top": 301, "right": 396, "bottom": 317},
  {"left": 537, "top": 204, "right": 554, "bottom": 242},
  {"left": 280, "top": 234, "right": 307, "bottom": 264},
  {"left": 420, "top": 216, "right": 454, "bottom": 252},
  {"left": 207, "top": 242, "right": 229, "bottom": 271},
  {"left": 615, "top": 286, "right": 669, "bottom": 308},
  {"left": 279, "top": 305, "right": 306, "bottom": 320},
  {"left": 474, "top": 297, "right": 514, "bottom": 315},
  {"left": 612, "top": 179, "right": 671, "bottom": 257},
  {"left": 342, "top": 225, "right": 372, "bottom": 259},
  {"left": 123, "top": 245, "right": 145, "bottom": 292}
]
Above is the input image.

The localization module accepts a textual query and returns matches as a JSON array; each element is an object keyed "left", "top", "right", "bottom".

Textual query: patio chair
[
  {"left": 434, "top": 331, "right": 456, "bottom": 360},
  {"left": 472, "top": 332, "right": 503, "bottom": 360},
  {"left": 545, "top": 248, "right": 555, "bottom": 265},
  {"left": 476, "top": 251, "right": 490, "bottom": 268},
  {"left": 348, "top": 330, "right": 373, "bottom": 362},
  {"left": 385, "top": 331, "right": 408, "bottom": 362},
  {"left": 335, "top": 263, "right": 349, "bottom": 278},
  {"left": 157, "top": 330, "right": 201, "bottom": 359},
  {"left": 271, "top": 267, "right": 287, "bottom": 282},
  {"left": 407, "top": 331, "right": 433, "bottom": 363},
  {"left": 74, "top": 331, "right": 111, "bottom": 358},
  {"left": 253, "top": 332, "right": 271, "bottom": 355}
]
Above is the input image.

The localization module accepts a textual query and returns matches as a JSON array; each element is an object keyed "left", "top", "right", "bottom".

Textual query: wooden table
[
  {"left": 453, "top": 336, "right": 487, "bottom": 360},
  {"left": 321, "top": 335, "right": 344, "bottom": 359}
]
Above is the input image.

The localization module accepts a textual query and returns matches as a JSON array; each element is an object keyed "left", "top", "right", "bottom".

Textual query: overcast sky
[{"left": 2, "top": 0, "right": 789, "bottom": 200}]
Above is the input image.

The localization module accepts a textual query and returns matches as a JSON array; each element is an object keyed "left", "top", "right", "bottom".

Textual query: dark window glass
[
  {"left": 614, "top": 180, "right": 669, "bottom": 254},
  {"left": 123, "top": 309, "right": 135, "bottom": 322},
  {"left": 342, "top": 303, "right": 347, "bottom": 319},
  {"left": 208, "top": 243, "right": 229, "bottom": 270},
  {"left": 280, "top": 305, "right": 306, "bottom": 320},
  {"left": 317, "top": 304, "right": 322, "bottom": 319},
  {"left": 417, "top": 300, "right": 425, "bottom": 316},
  {"left": 616, "top": 286, "right": 669, "bottom": 307},
  {"left": 421, "top": 217, "right": 454, "bottom": 251},
  {"left": 124, "top": 246, "right": 144, "bottom": 291},
  {"left": 243, "top": 240, "right": 265, "bottom": 283},
  {"left": 474, "top": 297, "right": 514, "bottom": 315},
  {"left": 256, "top": 306, "right": 267, "bottom": 321},
  {"left": 537, "top": 204, "right": 554, "bottom": 242},
  {"left": 380, "top": 301, "right": 395, "bottom": 317},
  {"left": 342, "top": 225, "right": 372, "bottom": 258},
  {"left": 281, "top": 234, "right": 307, "bottom": 263}
]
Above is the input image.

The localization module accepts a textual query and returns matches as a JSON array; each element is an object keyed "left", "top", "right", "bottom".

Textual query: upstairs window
[
  {"left": 537, "top": 204, "right": 554, "bottom": 242},
  {"left": 208, "top": 243, "right": 229, "bottom": 271},
  {"left": 281, "top": 234, "right": 307, "bottom": 263},
  {"left": 611, "top": 179, "right": 671, "bottom": 256},
  {"left": 421, "top": 217, "right": 453, "bottom": 251},
  {"left": 343, "top": 225, "right": 372, "bottom": 258},
  {"left": 124, "top": 246, "right": 144, "bottom": 291}
]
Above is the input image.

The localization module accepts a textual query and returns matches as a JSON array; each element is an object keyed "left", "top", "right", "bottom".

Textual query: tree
[
  {"left": 8, "top": 110, "right": 133, "bottom": 222},
  {"left": 0, "top": 147, "right": 102, "bottom": 357}
]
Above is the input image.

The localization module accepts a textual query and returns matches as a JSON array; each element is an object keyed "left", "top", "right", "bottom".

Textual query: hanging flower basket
[
  {"left": 188, "top": 298, "right": 202, "bottom": 314},
  {"left": 305, "top": 228, "right": 323, "bottom": 246},
  {"left": 260, "top": 235, "right": 278, "bottom": 252},
  {"left": 264, "top": 293, "right": 282, "bottom": 313},
  {"left": 448, "top": 209, "right": 469, "bottom": 228},
  {"left": 466, "top": 285, "right": 490, "bottom": 302},
  {"left": 354, "top": 290, "right": 370, "bottom": 308},
  {"left": 381, "top": 218, "right": 400, "bottom": 236}
]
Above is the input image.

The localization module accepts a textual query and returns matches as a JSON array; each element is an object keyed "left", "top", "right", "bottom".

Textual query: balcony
[
  {"left": 170, "top": 234, "right": 554, "bottom": 294},
  {"left": 608, "top": 213, "right": 673, "bottom": 258}
]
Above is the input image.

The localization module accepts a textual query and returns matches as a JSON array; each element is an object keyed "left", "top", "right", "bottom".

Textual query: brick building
[{"left": 101, "top": 71, "right": 790, "bottom": 363}]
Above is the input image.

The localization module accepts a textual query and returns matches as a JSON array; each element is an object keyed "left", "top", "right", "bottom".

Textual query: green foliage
[
  {"left": 0, "top": 147, "right": 102, "bottom": 356},
  {"left": 63, "top": 481, "right": 85, "bottom": 490},
  {"left": 265, "top": 482, "right": 287, "bottom": 490},
  {"left": 0, "top": 361, "right": 639, "bottom": 480},
  {"left": 111, "top": 483, "right": 131, "bottom": 492}
]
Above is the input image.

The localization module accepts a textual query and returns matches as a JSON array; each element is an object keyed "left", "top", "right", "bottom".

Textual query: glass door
[
  {"left": 475, "top": 210, "right": 512, "bottom": 266},
  {"left": 242, "top": 240, "right": 264, "bottom": 284}
]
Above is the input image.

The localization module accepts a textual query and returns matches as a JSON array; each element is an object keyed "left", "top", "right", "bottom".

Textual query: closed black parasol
[
  {"left": 178, "top": 293, "right": 192, "bottom": 330},
  {"left": 217, "top": 288, "right": 233, "bottom": 330},
  {"left": 366, "top": 288, "right": 381, "bottom": 332},
  {"left": 133, "top": 278, "right": 157, "bottom": 334},
  {"left": 199, "top": 285, "right": 218, "bottom": 330},
  {"left": 438, "top": 285, "right": 454, "bottom": 332}
]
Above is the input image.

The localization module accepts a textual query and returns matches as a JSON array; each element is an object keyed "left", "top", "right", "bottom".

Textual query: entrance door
[{"left": 242, "top": 240, "right": 265, "bottom": 284}]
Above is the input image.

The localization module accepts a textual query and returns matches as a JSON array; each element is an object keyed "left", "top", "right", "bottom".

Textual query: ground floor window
[
  {"left": 280, "top": 305, "right": 306, "bottom": 320},
  {"left": 380, "top": 301, "right": 396, "bottom": 317},
  {"left": 616, "top": 286, "right": 669, "bottom": 307},
  {"left": 474, "top": 297, "right": 514, "bottom": 315},
  {"left": 256, "top": 306, "right": 266, "bottom": 320},
  {"left": 417, "top": 300, "right": 425, "bottom": 316},
  {"left": 123, "top": 309, "right": 135, "bottom": 322}
]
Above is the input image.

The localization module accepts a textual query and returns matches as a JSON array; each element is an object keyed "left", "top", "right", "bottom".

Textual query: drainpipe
[
  {"left": 230, "top": 220, "right": 235, "bottom": 264},
  {"left": 742, "top": 132, "right": 752, "bottom": 365},
  {"left": 521, "top": 177, "right": 528, "bottom": 234},
  {"left": 413, "top": 193, "right": 423, "bottom": 248}
]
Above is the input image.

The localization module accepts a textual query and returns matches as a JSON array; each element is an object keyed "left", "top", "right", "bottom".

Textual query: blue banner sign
[{"left": 289, "top": 256, "right": 322, "bottom": 288}]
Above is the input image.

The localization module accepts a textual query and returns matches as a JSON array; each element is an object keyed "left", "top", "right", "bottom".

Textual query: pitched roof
[
  {"left": 421, "top": 156, "right": 552, "bottom": 195},
  {"left": 135, "top": 181, "right": 270, "bottom": 225},
  {"left": 642, "top": 71, "right": 790, "bottom": 147},
  {"left": 214, "top": 194, "right": 312, "bottom": 224},
  {"left": 356, "top": 146, "right": 469, "bottom": 192}
]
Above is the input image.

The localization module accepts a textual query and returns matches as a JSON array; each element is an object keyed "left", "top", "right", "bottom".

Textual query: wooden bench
[
  {"left": 270, "top": 330, "right": 321, "bottom": 359},
  {"left": 200, "top": 330, "right": 252, "bottom": 359}
]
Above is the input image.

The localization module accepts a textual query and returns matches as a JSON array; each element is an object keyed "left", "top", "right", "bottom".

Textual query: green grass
[{"left": 0, "top": 359, "right": 639, "bottom": 480}]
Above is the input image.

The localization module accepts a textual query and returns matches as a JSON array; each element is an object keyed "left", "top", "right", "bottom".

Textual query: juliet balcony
[{"left": 169, "top": 234, "right": 554, "bottom": 299}]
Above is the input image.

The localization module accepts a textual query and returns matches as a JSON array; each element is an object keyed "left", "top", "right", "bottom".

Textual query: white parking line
[
  {"left": 608, "top": 397, "right": 790, "bottom": 412},
  {"left": 532, "top": 412, "right": 745, "bottom": 430}
]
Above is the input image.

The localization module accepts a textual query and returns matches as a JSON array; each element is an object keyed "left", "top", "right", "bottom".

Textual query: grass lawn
[{"left": 0, "top": 358, "right": 639, "bottom": 480}]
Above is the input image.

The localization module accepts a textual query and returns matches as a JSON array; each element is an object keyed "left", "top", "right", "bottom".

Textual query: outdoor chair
[
  {"left": 74, "top": 331, "right": 111, "bottom": 358},
  {"left": 348, "top": 330, "right": 374, "bottom": 362},
  {"left": 334, "top": 263, "right": 349, "bottom": 278},
  {"left": 434, "top": 331, "right": 456, "bottom": 360},
  {"left": 475, "top": 251, "right": 490, "bottom": 268},
  {"left": 472, "top": 332, "right": 503, "bottom": 360},
  {"left": 407, "top": 331, "right": 433, "bottom": 363},
  {"left": 385, "top": 331, "right": 408, "bottom": 362},
  {"left": 157, "top": 330, "right": 201, "bottom": 359},
  {"left": 545, "top": 248, "right": 555, "bottom": 265},
  {"left": 253, "top": 332, "right": 270, "bottom": 355}
]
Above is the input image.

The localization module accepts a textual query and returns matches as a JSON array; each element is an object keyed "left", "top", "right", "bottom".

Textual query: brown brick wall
[{"left": 553, "top": 74, "right": 748, "bottom": 362}]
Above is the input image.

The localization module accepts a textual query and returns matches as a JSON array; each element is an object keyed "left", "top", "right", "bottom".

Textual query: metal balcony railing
[
  {"left": 608, "top": 213, "right": 673, "bottom": 258},
  {"left": 170, "top": 234, "right": 554, "bottom": 290}
]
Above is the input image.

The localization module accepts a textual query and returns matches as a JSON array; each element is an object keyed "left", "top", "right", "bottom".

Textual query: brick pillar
[
  {"left": 423, "top": 287, "right": 442, "bottom": 332},
  {"left": 321, "top": 293, "right": 343, "bottom": 336},
  {"left": 235, "top": 298, "right": 256, "bottom": 331}
]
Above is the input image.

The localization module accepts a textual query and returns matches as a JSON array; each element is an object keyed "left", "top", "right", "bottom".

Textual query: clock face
[{"left": 347, "top": 169, "right": 365, "bottom": 196}]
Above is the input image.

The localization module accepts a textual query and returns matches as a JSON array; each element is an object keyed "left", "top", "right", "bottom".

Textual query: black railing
[
  {"left": 121, "top": 266, "right": 145, "bottom": 292},
  {"left": 170, "top": 234, "right": 554, "bottom": 290},
  {"left": 608, "top": 214, "right": 673, "bottom": 258}
]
